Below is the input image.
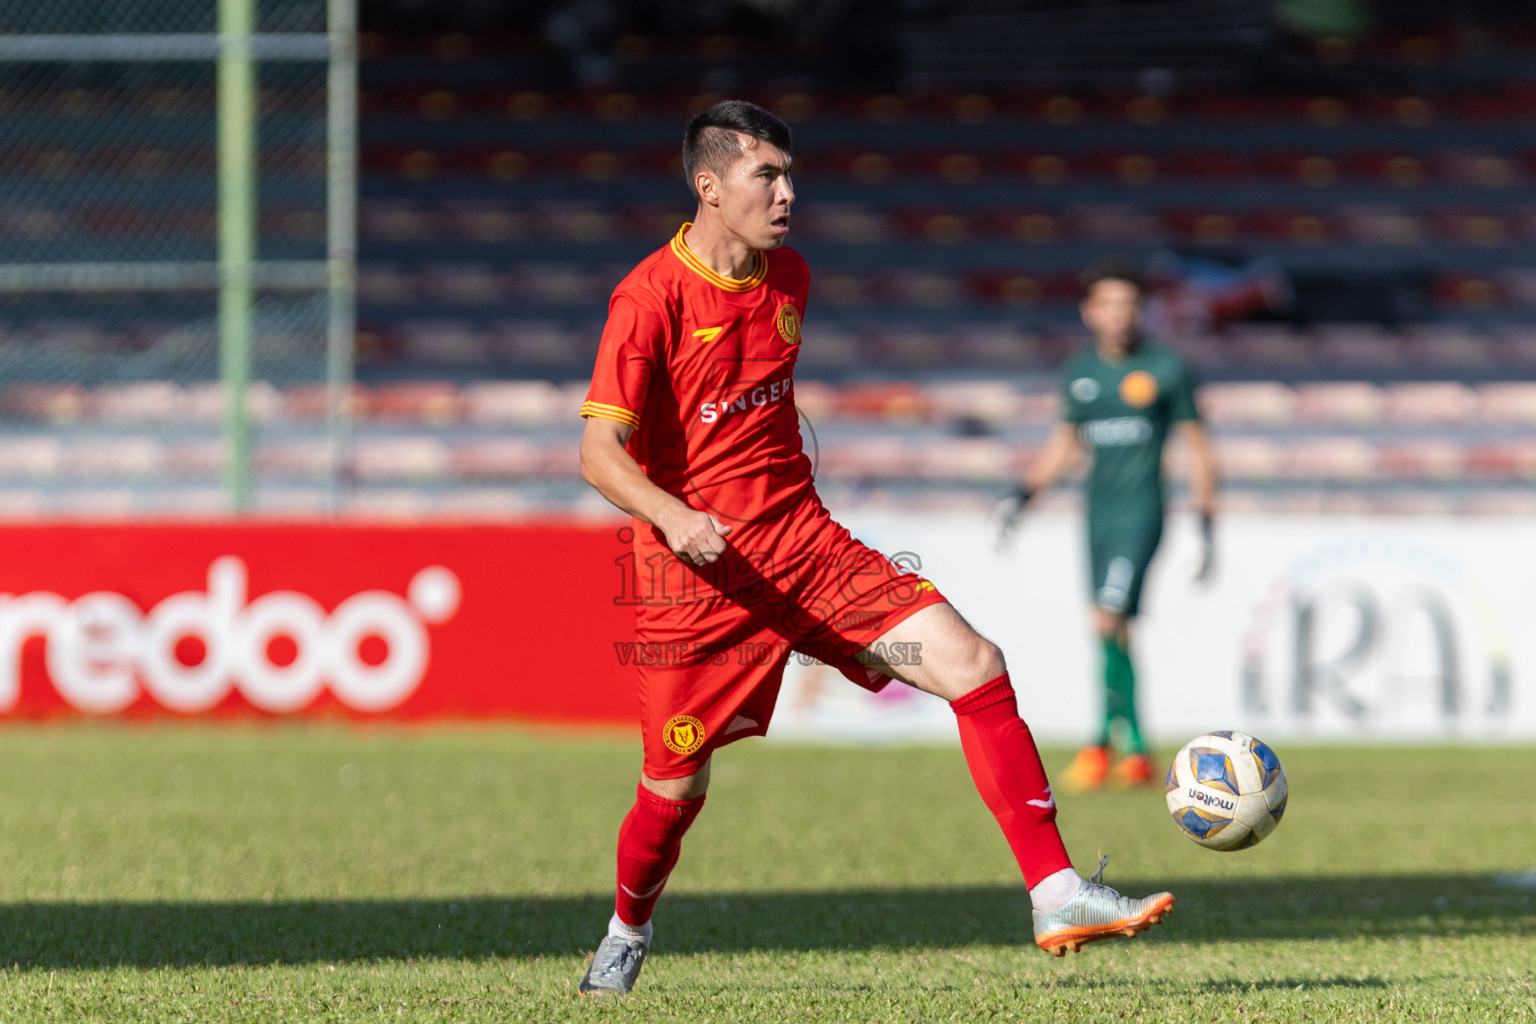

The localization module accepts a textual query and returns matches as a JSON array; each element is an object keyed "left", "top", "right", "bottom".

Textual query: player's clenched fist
[{"left": 657, "top": 506, "right": 732, "bottom": 565}]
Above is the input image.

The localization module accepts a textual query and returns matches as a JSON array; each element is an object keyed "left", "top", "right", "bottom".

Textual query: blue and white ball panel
[
  {"left": 1189, "top": 747, "right": 1241, "bottom": 796},
  {"left": 1174, "top": 806, "right": 1233, "bottom": 841},
  {"left": 1249, "top": 738, "right": 1284, "bottom": 788}
]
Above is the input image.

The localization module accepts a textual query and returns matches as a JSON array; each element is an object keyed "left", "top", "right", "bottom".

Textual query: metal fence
[{"left": 0, "top": 0, "right": 355, "bottom": 514}]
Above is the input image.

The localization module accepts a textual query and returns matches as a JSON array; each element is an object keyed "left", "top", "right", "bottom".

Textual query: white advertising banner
[{"left": 771, "top": 513, "right": 1535, "bottom": 746}]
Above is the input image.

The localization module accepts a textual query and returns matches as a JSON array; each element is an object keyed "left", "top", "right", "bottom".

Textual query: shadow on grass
[{"left": 0, "top": 874, "right": 1528, "bottom": 968}]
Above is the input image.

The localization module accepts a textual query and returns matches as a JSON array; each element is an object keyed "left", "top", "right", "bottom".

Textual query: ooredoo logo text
[{"left": 0, "top": 557, "right": 461, "bottom": 715}]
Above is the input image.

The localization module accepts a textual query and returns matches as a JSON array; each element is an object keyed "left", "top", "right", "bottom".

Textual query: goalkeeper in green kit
[{"left": 996, "top": 266, "right": 1219, "bottom": 789}]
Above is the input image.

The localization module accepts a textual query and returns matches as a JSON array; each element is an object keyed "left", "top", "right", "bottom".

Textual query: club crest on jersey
[
  {"left": 663, "top": 715, "right": 706, "bottom": 755},
  {"left": 1070, "top": 377, "right": 1100, "bottom": 402},
  {"left": 1119, "top": 370, "right": 1159, "bottom": 408},
  {"left": 775, "top": 302, "right": 800, "bottom": 345}
]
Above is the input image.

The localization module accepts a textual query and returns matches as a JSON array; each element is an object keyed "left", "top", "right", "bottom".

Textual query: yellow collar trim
[{"left": 669, "top": 223, "right": 767, "bottom": 293}]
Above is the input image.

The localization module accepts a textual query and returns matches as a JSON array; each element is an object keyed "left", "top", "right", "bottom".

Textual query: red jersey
[{"left": 582, "top": 223, "right": 814, "bottom": 529}]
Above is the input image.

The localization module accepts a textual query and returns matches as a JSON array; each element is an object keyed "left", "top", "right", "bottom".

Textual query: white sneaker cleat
[
  {"left": 578, "top": 935, "right": 648, "bottom": 996},
  {"left": 1032, "top": 856, "right": 1174, "bottom": 957}
]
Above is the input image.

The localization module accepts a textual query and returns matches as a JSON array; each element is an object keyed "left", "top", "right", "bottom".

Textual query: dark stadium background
[{"left": 320, "top": 0, "right": 1536, "bottom": 518}]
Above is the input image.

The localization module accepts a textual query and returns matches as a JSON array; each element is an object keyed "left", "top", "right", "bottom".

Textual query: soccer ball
[{"left": 1165, "top": 731, "right": 1287, "bottom": 851}]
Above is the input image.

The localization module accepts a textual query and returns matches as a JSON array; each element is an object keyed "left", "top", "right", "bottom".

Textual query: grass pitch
[{"left": 0, "top": 726, "right": 1529, "bottom": 1022}]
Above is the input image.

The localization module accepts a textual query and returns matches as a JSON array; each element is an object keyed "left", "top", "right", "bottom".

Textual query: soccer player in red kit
[{"left": 577, "top": 100, "right": 1173, "bottom": 996}]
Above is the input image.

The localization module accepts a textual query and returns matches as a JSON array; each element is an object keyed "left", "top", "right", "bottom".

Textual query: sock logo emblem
[{"left": 662, "top": 715, "right": 706, "bottom": 755}]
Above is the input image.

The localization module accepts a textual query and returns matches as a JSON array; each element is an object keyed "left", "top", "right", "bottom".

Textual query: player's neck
[
  {"left": 1096, "top": 334, "right": 1140, "bottom": 362},
  {"left": 682, "top": 219, "right": 760, "bottom": 281}
]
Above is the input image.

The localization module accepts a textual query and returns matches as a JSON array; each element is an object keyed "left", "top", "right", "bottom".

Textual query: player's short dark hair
[
  {"left": 1082, "top": 263, "right": 1148, "bottom": 298},
  {"left": 682, "top": 100, "right": 793, "bottom": 197}
]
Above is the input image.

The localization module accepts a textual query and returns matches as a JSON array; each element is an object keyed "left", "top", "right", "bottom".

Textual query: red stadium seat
[
  {"left": 835, "top": 383, "right": 932, "bottom": 422},
  {"left": 1068, "top": 205, "right": 1164, "bottom": 243},
  {"left": 923, "top": 381, "right": 1022, "bottom": 424},
  {"left": 94, "top": 382, "right": 185, "bottom": 424},
  {"left": 918, "top": 438, "right": 1014, "bottom": 480},
  {"left": 280, "top": 384, "right": 368, "bottom": 423},
  {"left": 1084, "top": 151, "right": 1160, "bottom": 186},
  {"left": 892, "top": 208, "right": 975, "bottom": 244},
  {"left": 359, "top": 201, "right": 437, "bottom": 242},
  {"left": 64, "top": 436, "right": 169, "bottom": 478},
  {"left": 977, "top": 209, "right": 1062, "bottom": 243},
  {"left": 786, "top": 379, "right": 835, "bottom": 423},
  {"left": 533, "top": 204, "right": 621, "bottom": 244},
  {"left": 996, "top": 150, "right": 1077, "bottom": 185},
  {"left": 1376, "top": 442, "right": 1467, "bottom": 480},
  {"left": 449, "top": 438, "right": 549, "bottom": 479},
  {"left": 807, "top": 272, "right": 873, "bottom": 307},
  {"left": 818, "top": 437, "right": 916, "bottom": 479},
  {"left": 1476, "top": 382, "right": 1536, "bottom": 424},
  {"left": 1292, "top": 382, "right": 1385, "bottom": 424},
  {"left": 0, "top": 437, "right": 63, "bottom": 477},
  {"left": 1162, "top": 208, "right": 1241, "bottom": 244},
  {"left": 165, "top": 439, "right": 225, "bottom": 479},
  {"left": 794, "top": 327, "right": 861, "bottom": 370},
  {"left": 1403, "top": 326, "right": 1497, "bottom": 369},
  {"left": 866, "top": 330, "right": 951, "bottom": 368},
  {"left": 2, "top": 384, "right": 88, "bottom": 424},
  {"left": 1466, "top": 442, "right": 1536, "bottom": 478},
  {"left": 1285, "top": 438, "right": 1379, "bottom": 480},
  {"left": 1345, "top": 152, "right": 1430, "bottom": 187},
  {"left": 371, "top": 383, "right": 463, "bottom": 425},
  {"left": 1225, "top": 325, "right": 1314, "bottom": 367},
  {"left": 949, "top": 328, "right": 1050, "bottom": 368},
  {"left": 1240, "top": 208, "right": 1334, "bottom": 244},
  {"left": 903, "top": 150, "right": 989, "bottom": 185},
  {"left": 1435, "top": 272, "right": 1506, "bottom": 309},
  {"left": 1336, "top": 206, "right": 1422, "bottom": 245},
  {"left": 1434, "top": 151, "right": 1521, "bottom": 187},
  {"left": 969, "top": 272, "right": 1046, "bottom": 307},
  {"left": 791, "top": 204, "right": 892, "bottom": 245},
  {"left": 1014, "top": 390, "right": 1062, "bottom": 426},
  {"left": 439, "top": 200, "right": 532, "bottom": 243},
  {"left": 1212, "top": 438, "right": 1285, "bottom": 482},
  {"left": 1312, "top": 325, "right": 1404, "bottom": 367},
  {"left": 877, "top": 270, "right": 963, "bottom": 308},
  {"left": 395, "top": 320, "right": 491, "bottom": 363},
  {"left": 357, "top": 265, "right": 418, "bottom": 305},
  {"left": 491, "top": 322, "right": 586, "bottom": 366},
  {"left": 418, "top": 264, "right": 507, "bottom": 306},
  {"left": 1430, "top": 210, "right": 1511, "bottom": 246},
  {"left": 1199, "top": 382, "right": 1296, "bottom": 426},
  {"left": 462, "top": 381, "right": 559, "bottom": 425},
  {"left": 352, "top": 437, "right": 452, "bottom": 482}
]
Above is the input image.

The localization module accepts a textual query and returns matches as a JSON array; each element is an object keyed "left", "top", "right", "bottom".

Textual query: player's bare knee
[
  {"left": 642, "top": 761, "right": 710, "bottom": 801},
  {"left": 963, "top": 635, "right": 1006, "bottom": 688}
]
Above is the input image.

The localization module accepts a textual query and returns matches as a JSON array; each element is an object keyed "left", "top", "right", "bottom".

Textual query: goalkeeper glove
[
  {"left": 991, "top": 485, "right": 1033, "bottom": 552},
  {"left": 1192, "top": 512, "right": 1216, "bottom": 584}
]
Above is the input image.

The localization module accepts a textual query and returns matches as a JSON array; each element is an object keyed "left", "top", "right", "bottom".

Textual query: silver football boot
[
  {"left": 1032, "top": 856, "right": 1175, "bottom": 956},
  {"left": 578, "top": 934, "right": 649, "bottom": 996}
]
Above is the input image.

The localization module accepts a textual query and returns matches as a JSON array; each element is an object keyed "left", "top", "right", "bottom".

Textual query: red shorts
[{"left": 626, "top": 494, "right": 947, "bottom": 778}]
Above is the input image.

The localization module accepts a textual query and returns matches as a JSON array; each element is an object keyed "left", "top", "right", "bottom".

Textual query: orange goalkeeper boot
[
  {"left": 1108, "top": 752, "right": 1155, "bottom": 788},
  {"left": 1058, "top": 745, "right": 1111, "bottom": 793}
]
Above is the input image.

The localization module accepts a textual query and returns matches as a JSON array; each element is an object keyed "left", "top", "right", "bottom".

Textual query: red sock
[
  {"left": 950, "top": 673, "right": 1073, "bottom": 888},
  {"left": 614, "top": 781, "right": 706, "bottom": 927}
]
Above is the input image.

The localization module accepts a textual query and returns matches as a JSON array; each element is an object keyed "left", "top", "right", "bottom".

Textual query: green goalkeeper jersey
[{"left": 1060, "top": 340, "right": 1200, "bottom": 525}]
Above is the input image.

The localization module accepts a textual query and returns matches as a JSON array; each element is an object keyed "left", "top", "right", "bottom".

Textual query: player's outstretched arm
[
  {"left": 579, "top": 416, "right": 732, "bottom": 564},
  {"left": 1025, "top": 422, "right": 1083, "bottom": 495},
  {"left": 1176, "top": 420, "right": 1219, "bottom": 582},
  {"left": 993, "top": 423, "right": 1081, "bottom": 549}
]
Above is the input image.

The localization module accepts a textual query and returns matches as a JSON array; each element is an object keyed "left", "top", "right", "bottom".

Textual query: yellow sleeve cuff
[{"left": 580, "top": 401, "right": 640, "bottom": 429}]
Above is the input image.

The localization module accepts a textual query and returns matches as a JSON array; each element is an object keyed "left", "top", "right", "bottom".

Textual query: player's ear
[{"left": 694, "top": 169, "right": 721, "bottom": 208}]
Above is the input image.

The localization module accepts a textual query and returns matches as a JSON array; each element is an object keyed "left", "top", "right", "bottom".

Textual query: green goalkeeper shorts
[{"left": 1086, "top": 515, "right": 1164, "bottom": 618}]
